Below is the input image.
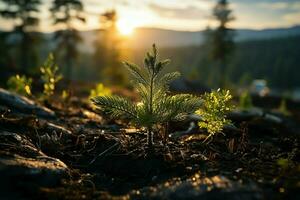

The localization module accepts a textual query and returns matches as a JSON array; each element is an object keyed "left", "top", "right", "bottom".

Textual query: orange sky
[{"left": 0, "top": 0, "right": 299, "bottom": 32}]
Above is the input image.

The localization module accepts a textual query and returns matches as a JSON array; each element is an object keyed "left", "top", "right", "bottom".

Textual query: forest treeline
[
  {"left": 185, "top": 35, "right": 300, "bottom": 90},
  {"left": 1, "top": 33, "right": 299, "bottom": 90},
  {"left": 229, "top": 36, "right": 300, "bottom": 89},
  {"left": 0, "top": 0, "right": 125, "bottom": 85},
  {"left": 0, "top": 0, "right": 299, "bottom": 90},
  {"left": 114, "top": 35, "right": 300, "bottom": 90},
  {"left": 0, "top": 0, "right": 235, "bottom": 89}
]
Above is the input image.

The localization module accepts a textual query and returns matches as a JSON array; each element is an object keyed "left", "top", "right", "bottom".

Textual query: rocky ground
[{"left": 0, "top": 88, "right": 299, "bottom": 200}]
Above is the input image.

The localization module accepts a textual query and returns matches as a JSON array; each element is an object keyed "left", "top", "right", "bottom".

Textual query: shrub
[
  {"left": 196, "top": 89, "right": 233, "bottom": 141},
  {"left": 7, "top": 74, "right": 32, "bottom": 96},
  {"left": 40, "top": 53, "right": 62, "bottom": 98}
]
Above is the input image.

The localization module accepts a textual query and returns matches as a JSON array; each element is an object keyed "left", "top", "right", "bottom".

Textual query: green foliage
[
  {"left": 239, "top": 90, "right": 253, "bottom": 110},
  {"left": 7, "top": 74, "right": 32, "bottom": 96},
  {"left": 92, "top": 44, "right": 202, "bottom": 147},
  {"left": 278, "top": 98, "right": 290, "bottom": 116},
  {"left": 61, "top": 90, "right": 69, "bottom": 101},
  {"left": 40, "top": 54, "right": 62, "bottom": 98},
  {"left": 93, "top": 95, "right": 137, "bottom": 119},
  {"left": 196, "top": 89, "right": 233, "bottom": 140},
  {"left": 277, "top": 158, "right": 290, "bottom": 170},
  {"left": 6, "top": 54, "right": 62, "bottom": 99},
  {"left": 89, "top": 83, "right": 112, "bottom": 99}
]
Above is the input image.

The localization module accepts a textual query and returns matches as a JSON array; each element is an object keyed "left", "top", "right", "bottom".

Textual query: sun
[{"left": 117, "top": 20, "right": 135, "bottom": 36}]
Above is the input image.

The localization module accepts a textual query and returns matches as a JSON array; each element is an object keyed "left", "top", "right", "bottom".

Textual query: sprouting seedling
[
  {"left": 92, "top": 44, "right": 202, "bottom": 148},
  {"left": 7, "top": 74, "right": 32, "bottom": 96},
  {"left": 278, "top": 98, "right": 290, "bottom": 116},
  {"left": 89, "top": 83, "right": 112, "bottom": 100},
  {"left": 40, "top": 53, "right": 62, "bottom": 99},
  {"left": 196, "top": 89, "right": 234, "bottom": 142}
]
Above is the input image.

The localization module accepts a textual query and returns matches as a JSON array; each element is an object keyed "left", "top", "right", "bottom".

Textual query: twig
[
  {"left": 34, "top": 128, "right": 42, "bottom": 151},
  {"left": 88, "top": 142, "right": 120, "bottom": 165}
]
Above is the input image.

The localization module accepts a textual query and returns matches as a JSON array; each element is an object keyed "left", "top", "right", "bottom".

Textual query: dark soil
[{"left": 0, "top": 91, "right": 299, "bottom": 200}]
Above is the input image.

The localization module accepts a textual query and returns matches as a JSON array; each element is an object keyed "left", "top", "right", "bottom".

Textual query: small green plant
[
  {"left": 89, "top": 83, "right": 112, "bottom": 99},
  {"left": 278, "top": 98, "right": 290, "bottom": 116},
  {"left": 40, "top": 53, "right": 62, "bottom": 98},
  {"left": 196, "top": 89, "right": 233, "bottom": 141},
  {"left": 61, "top": 90, "right": 69, "bottom": 101},
  {"left": 277, "top": 158, "right": 291, "bottom": 170},
  {"left": 7, "top": 74, "right": 32, "bottom": 96},
  {"left": 92, "top": 44, "right": 202, "bottom": 147},
  {"left": 239, "top": 90, "right": 253, "bottom": 110}
]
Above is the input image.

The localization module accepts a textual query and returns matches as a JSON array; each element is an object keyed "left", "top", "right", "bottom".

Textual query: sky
[{"left": 0, "top": 0, "right": 300, "bottom": 32}]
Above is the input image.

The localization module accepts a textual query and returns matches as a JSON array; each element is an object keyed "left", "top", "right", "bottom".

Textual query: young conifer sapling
[{"left": 92, "top": 44, "right": 203, "bottom": 147}]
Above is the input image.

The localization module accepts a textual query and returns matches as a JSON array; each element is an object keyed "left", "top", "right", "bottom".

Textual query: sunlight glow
[{"left": 117, "top": 19, "right": 135, "bottom": 35}]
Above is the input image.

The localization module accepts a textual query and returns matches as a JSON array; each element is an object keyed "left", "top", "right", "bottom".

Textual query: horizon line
[{"left": 0, "top": 24, "right": 299, "bottom": 34}]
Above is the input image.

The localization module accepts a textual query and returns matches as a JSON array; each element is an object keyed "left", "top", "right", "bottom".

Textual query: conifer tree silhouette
[
  {"left": 50, "top": 0, "right": 85, "bottom": 81},
  {"left": 0, "top": 0, "right": 42, "bottom": 72}
]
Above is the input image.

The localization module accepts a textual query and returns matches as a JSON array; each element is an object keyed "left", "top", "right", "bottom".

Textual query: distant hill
[
  {"left": 76, "top": 25, "right": 300, "bottom": 51},
  {"left": 1, "top": 27, "right": 299, "bottom": 89},
  {"left": 127, "top": 25, "right": 300, "bottom": 48},
  {"left": 2, "top": 25, "right": 300, "bottom": 52},
  {"left": 235, "top": 26, "right": 300, "bottom": 41}
]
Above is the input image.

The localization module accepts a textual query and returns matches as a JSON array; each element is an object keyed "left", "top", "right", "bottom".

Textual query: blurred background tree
[
  {"left": 0, "top": 32, "right": 11, "bottom": 82},
  {"left": 0, "top": 0, "right": 299, "bottom": 93},
  {"left": 206, "top": 0, "right": 235, "bottom": 88},
  {"left": 94, "top": 10, "right": 127, "bottom": 86},
  {"left": 0, "top": 0, "right": 42, "bottom": 74},
  {"left": 50, "top": 0, "right": 85, "bottom": 81}
]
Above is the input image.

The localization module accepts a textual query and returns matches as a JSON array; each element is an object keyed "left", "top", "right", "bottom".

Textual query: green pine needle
[
  {"left": 92, "top": 44, "right": 233, "bottom": 145},
  {"left": 92, "top": 44, "right": 202, "bottom": 129}
]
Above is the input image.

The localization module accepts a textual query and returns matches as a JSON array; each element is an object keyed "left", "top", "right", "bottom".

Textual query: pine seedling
[
  {"left": 40, "top": 53, "right": 62, "bottom": 99},
  {"left": 196, "top": 89, "right": 233, "bottom": 142},
  {"left": 92, "top": 44, "right": 202, "bottom": 147}
]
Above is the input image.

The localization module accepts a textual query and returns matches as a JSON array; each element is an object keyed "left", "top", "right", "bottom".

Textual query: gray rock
[
  {"left": 0, "top": 131, "right": 68, "bottom": 199},
  {"left": 0, "top": 88, "right": 55, "bottom": 118},
  {"left": 130, "top": 173, "right": 262, "bottom": 200}
]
